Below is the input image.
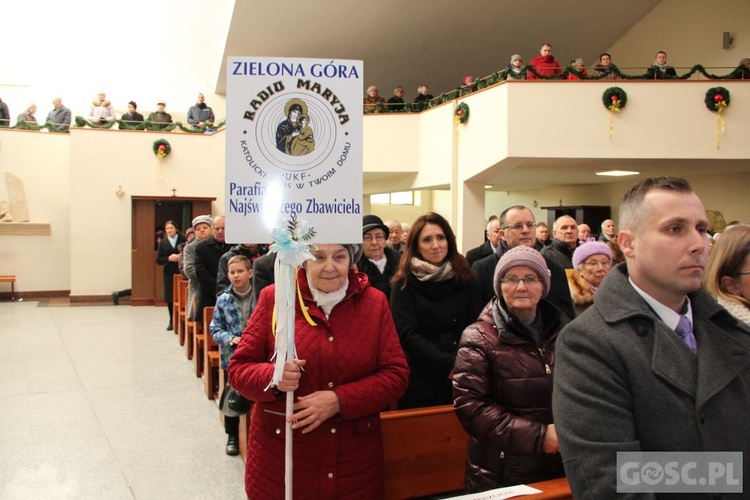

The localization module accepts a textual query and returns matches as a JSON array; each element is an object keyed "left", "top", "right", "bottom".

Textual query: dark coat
[
  {"left": 194, "top": 236, "right": 231, "bottom": 315},
  {"left": 541, "top": 238, "right": 575, "bottom": 270},
  {"left": 646, "top": 64, "right": 678, "bottom": 79},
  {"left": 228, "top": 269, "right": 409, "bottom": 499},
  {"left": 251, "top": 252, "right": 276, "bottom": 306},
  {"left": 472, "top": 250, "right": 575, "bottom": 321},
  {"left": 466, "top": 240, "right": 494, "bottom": 267},
  {"left": 216, "top": 244, "right": 268, "bottom": 296},
  {"left": 390, "top": 272, "right": 483, "bottom": 409},
  {"left": 156, "top": 234, "right": 186, "bottom": 303},
  {"left": 553, "top": 264, "right": 750, "bottom": 499},
  {"left": 453, "top": 299, "right": 566, "bottom": 491},
  {"left": 356, "top": 247, "right": 400, "bottom": 300}
]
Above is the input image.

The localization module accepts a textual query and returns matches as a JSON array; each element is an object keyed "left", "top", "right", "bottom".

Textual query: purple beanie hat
[{"left": 572, "top": 241, "right": 613, "bottom": 269}]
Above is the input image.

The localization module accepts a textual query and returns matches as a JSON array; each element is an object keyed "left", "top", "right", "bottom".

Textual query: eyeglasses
[
  {"left": 363, "top": 234, "right": 386, "bottom": 242},
  {"left": 502, "top": 222, "right": 537, "bottom": 231},
  {"left": 583, "top": 259, "right": 612, "bottom": 270},
  {"left": 500, "top": 274, "right": 541, "bottom": 286}
]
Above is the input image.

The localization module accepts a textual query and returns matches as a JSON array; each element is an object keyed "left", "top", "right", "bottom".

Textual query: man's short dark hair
[
  {"left": 128, "top": 101, "right": 137, "bottom": 109},
  {"left": 620, "top": 177, "right": 693, "bottom": 232}
]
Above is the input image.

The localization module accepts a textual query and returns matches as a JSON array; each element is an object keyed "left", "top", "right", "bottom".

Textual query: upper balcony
[{"left": 363, "top": 70, "right": 750, "bottom": 195}]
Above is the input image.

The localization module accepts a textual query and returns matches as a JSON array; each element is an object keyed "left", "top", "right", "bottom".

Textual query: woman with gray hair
[
  {"left": 568, "top": 241, "right": 613, "bottom": 316},
  {"left": 229, "top": 243, "right": 409, "bottom": 499},
  {"left": 453, "top": 245, "right": 566, "bottom": 492}
]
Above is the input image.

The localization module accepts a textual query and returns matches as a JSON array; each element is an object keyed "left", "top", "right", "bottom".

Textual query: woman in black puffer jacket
[{"left": 452, "top": 246, "right": 567, "bottom": 492}]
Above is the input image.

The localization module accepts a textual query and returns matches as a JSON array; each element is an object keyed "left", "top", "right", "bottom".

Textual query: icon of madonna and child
[{"left": 275, "top": 98, "right": 315, "bottom": 156}]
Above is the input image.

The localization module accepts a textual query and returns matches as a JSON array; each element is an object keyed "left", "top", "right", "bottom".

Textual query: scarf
[
  {"left": 491, "top": 297, "right": 542, "bottom": 346},
  {"left": 369, "top": 256, "right": 387, "bottom": 273},
  {"left": 718, "top": 296, "right": 750, "bottom": 327},
  {"left": 168, "top": 235, "right": 178, "bottom": 248},
  {"left": 305, "top": 270, "right": 348, "bottom": 316},
  {"left": 231, "top": 285, "right": 253, "bottom": 323},
  {"left": 409, "top": 256, "right": 455, "bottom": 282}
]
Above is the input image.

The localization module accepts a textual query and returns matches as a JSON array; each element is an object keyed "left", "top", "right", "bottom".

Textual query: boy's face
[{"left": 228, "top": 262, "right": 252, "bottom": 290}]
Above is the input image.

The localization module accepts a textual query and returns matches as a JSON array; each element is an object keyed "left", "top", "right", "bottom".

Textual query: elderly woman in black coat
[{"left": 452, "top": 245, "right": 566, "bottom": 492}]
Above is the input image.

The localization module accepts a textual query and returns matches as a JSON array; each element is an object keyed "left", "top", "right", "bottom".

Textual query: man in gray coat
[{"left": 553, "top": 177, "right": 750, "bottom": 498}]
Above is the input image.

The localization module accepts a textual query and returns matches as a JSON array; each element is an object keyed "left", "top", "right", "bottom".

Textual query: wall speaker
[{"left": 723, "top": 31, "right": 734, "bottom": 49}]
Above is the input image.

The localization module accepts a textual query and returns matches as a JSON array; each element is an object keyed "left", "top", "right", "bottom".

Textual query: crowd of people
[
  {"left": 363, "top": 44, "right": 750, "bottom": 112},
  {"left": 155, "top": 176, "right": 750, "bottom": 497},
  {"left": 0, "top": 91, "right": 216, "bottom": 131}
]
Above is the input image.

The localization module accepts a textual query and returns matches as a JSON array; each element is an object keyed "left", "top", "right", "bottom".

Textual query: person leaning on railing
[{"left": 147, "top": 101, "right": 173, "bottom": 130}]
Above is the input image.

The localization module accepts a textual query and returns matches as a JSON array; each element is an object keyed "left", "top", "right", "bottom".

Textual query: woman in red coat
[{"left": 229, "top": 243, "right": 409, "bottom": 499}]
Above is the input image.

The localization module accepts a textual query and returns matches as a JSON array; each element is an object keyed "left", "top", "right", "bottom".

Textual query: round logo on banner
[{"left": 254, "top": 92, "right": 338, "bottom": 173}]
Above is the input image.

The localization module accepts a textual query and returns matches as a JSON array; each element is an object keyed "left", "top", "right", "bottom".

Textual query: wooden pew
[
  {"left": 380, "top": 405, "right": 573, "bottom": 499},
  {"left": 0, "top": 275, "right": 17, "bottom": 301},
  {"left": 203, "top": 306, "right": 220, "bottom": 399},
  {"left": 526, "top": 477, "right": 572, "bottom": 499},
  {"left": 185, "top": 318, "right": 196, "bottom": 360},
  {"left": 192, "top": 313, "right": 205, "bottom": 376},
  {"left": 171, "top": 274, "right": 182, "bottom": 334},
  {"left": 177, "top": 280, "right": 189, "bottom": 346},
  {"left": 381, "top": 405, "right": 468, "bottom": 499}
]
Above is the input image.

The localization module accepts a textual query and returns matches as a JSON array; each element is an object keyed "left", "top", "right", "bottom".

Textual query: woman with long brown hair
[
  {"left": 705, "top": 224, "right": 750, "bottom": 326},
  {"left": 390, "top": 212, "right": 482, "bottom": 409}
]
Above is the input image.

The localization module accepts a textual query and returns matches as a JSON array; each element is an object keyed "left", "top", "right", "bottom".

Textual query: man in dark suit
[
  {"left": 194, "top": 215, "right": 231, "bottom": 319},
  {"left": 472, "top": 206, "right": 574, "bottom": 319},
  {"left": 554, "top": 177, "right": 750, "bottom": 498},
  {"left": 466, "top": 218, "right": 501, "bottom": 267}
]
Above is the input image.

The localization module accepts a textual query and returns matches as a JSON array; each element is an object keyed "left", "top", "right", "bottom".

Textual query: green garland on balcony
[
  {"left": 73, "top": 117, "right": 226, "bottom": 133},
  {"left": 11, "top": 121, "right": 70, "bottom": 132}
]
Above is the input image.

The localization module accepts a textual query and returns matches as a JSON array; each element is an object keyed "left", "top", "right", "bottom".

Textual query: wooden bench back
[
  {"left": 381, "top": 405, "right": 468, "bottom": 499},
  {"left": 204, "top": 306, "right": 217, "bottom": 350}
]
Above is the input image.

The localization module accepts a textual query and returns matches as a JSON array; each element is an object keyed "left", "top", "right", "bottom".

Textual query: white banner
[{"left": 225, "top": 57, "right": 363, "bottom": 244}]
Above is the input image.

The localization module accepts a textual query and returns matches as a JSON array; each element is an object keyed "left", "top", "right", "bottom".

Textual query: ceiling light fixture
[
  {"left": 484, "top": 184, "right": 493, "bottom": 189},
  {"left": 596, "top": 170, "right": 640, "bottom": 177}
]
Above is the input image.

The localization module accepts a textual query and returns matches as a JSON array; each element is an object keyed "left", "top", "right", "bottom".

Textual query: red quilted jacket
[{"left": 229, "top": 268, "right": 409, "bottom": 499}]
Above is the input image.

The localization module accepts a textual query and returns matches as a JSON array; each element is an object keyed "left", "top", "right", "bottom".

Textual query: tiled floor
[{"left": 0, "top": 301, "right": 246, "bottom": 499}]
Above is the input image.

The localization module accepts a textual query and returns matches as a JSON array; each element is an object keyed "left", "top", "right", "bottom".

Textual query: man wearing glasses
[
  {"left": 472, "top": 205, "right": 574, "bottom": 319},
  {"left": 357, "top": 215, "right": 400, "bottom": 300}
]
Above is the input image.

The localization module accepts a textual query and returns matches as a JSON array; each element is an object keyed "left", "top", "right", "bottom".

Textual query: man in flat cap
[
  {"left": 148, "top": 101, "right": 173, "bottom": 131},
  {"left": 183, "top": 215, "right": 213, "bottom": 320}
]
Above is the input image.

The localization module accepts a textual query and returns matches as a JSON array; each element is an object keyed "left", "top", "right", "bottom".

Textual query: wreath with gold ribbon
[
  {"left": 454, "top": 102, "right": 469, "bottom": 124},
  {"left": 705, "top": 87, "right": 730, "bottom": 112},
  {"left": 152, "top": 138, "right": 171, "bottom": 159},
  {"left": 602, "top": 87, "right": 627, "bottom": 112},
  {"left": 705, "top": 87, "right": 730, "bottom": 149}
]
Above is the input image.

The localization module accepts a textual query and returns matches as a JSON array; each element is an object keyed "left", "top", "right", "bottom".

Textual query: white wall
[
  {"left": 0, "top": 130, "right": 71, "bottom": 291},
  {"left": 1, "top": 0, "right": 234, "bottom": 123},
  {"left": 485, "top": 172, "right": 750, "bottom": 233},
  {"left": 69, "top": 129, "right": 225, "bottom": 295},
  {"left": 608, "top": 0, "right": 750, "bottom": 71}
]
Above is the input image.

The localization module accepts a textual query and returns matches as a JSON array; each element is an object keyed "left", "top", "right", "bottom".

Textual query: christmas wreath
[
  {"left": 602, "top": 87, "right": 627, "bottom": 112},
  {"left": 153, "top": 138, "right": 171, "bottom": 159},
  {"left": 454, "top": 102, "right": 470, "bottom": 124},
  {"left": 705, "top": 87, "right": 730, "bottom": 112}
]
